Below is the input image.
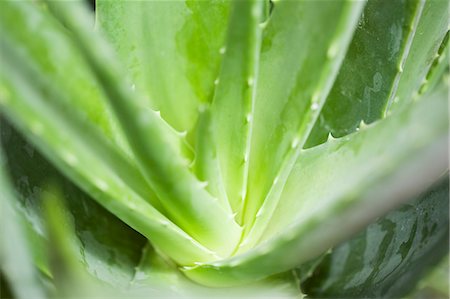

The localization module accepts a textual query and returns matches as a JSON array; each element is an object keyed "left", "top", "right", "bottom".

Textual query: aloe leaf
[
  {"left": 44, "top": 0, "right": 242, "bottom": 254},
  {"left": 1, "top": 120, "right": 150, "bottom": 287},
  {"left": 300, "top": 177, "right": 449, "bottom": 298},
  {"left": 0, "top": 1, "right": 128, "bottom": 153},
  {"left": 203, "top": 0, "right": 263, "bottom": 215},
  {"left": 0, "top": 1, "right": 161, "bottom": 210},
  {"left": 0, "top": 0, "right": 195, "bottom": 184},
  {"left": 192, "top": 108, "right": 232, "bottom": 213},
  {"left": 41, "top": 187, "right": 94, "bottom": 298},
  {"left": 182, "top": 82, "right": 448, "bottom": 287},
  {"left": 0, "top": 39, "right": 218, "bottom": 265},
  {"left": 417, "top": 32, "right": 449, "bottom": 95},
  {"left": 241, "top": 0, "right": 365, "bottom": 243},
  {"left": 131, "top": 244, "right": 300, "bottom": 299},
  {"left": 0, "top": 148, "right": 46, "bottom": 299},
  {"left": 96, "top": 0, "right": 231, "bottom": 133},
  {"left": 408, "top": 255, "right": 449, "bottom": 298},
  {"left": 242, "top": 0, "right": 365, "bottom": 234},
  {"left": 41, "top": 183, "right": 137, "bottom": 298},
  {"left": 385, "top": 0, "right": 449, "bottom": 114},
  {"left": 306, "top": 0, "right": 447, "bottom": 147},
  {"left": 262, "top": 82, "right": 448, "bottom": 243}
]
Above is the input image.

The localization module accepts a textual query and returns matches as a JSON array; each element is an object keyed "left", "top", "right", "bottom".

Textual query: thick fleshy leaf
[
  {"left": 203, "top": 0, "right": 264, "bottom": 215},
  {"left": 44, "top": 0, "right": 242, "bottom": 254},
  {"left": 182, "top": 81, "right": 448, "bottom": 287},
  {"left": 1, "top": 0, "right": 448, "bottom": 295},
  {"left": 0, "top": 0, "right": 127, "bottom": 153},
  {"left": 242, "top": 0, "right": 365, "bottom": 234},
  {"left": 1, "top": 119, "right": 146, "bottom": 286},
  {"left": 0, "top": 37, "right": 216, "bottom": 264},
  {"left": 386, "top": 0, "right": 449, "bottom": 114},
  {"left": 192, "top": 109, "right": 233, "bottom": 213},
  {"left": 0, "top": 1, "right": 164, "bottom": 210},
  {"left": 306, "top": 0, "right": 448, "bottom": 147},
  {"left": 407, "top": 255, "right": 449, "bottom": 298},
  {"left": 417, "top": 32, "right": 449, "bottom": 95},
  {"left": 96, "top": 0, "right": 231, "bottom": 133},
  {"left": 0, "top": 147, "right": 46, "bottom": 299},
  {"left": 262, "top": 82, "right": 448, "bottom": 242},
  {"left": 300, "top": 177, "right": 449, "bottom": 298},
  {"left": 130, "top": 243, "right": 301, "bottom": 298}
]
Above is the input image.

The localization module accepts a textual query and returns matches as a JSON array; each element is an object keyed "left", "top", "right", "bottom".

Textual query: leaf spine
[
  {"left": 327, "top": 132, "right": 337, "bottom": 142},
  {"left": 177, "top": 130, "right": 188, "bottom": 138},
  {"left": 359, "top": 119, "right": 369, "bottom": 130},
  {"left": 245, "top": 113, "right": 253, "bottom": 123},
  {"left": 255, "top": 208, "right": 264, "bottom": 218},
  {"left": 311, "top": 102, "right": 320, "bottom": 111},
  {"left": 198, "top": 181, "right": 209, "bottom": 189},
  {"left": 273, "top": 176, "right": 279, "bottom": 184},
  {"left": 291, "top": 137, "right": 300, "bottom": 148},
  {"left": 327, "top": 42, "right": 339, "bottom": 59},
  {"left": 247, "top": 77, "right": 254, "bottom": 87}
]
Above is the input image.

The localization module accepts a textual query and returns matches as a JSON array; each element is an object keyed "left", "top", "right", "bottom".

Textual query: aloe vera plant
[{"left": 0, "top": 0, "right": 449, "bottom": 298}]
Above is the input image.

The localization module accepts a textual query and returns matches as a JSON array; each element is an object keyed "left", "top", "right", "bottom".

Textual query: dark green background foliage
[
  {"left": 300, "top": 178, "right": 449, "bottom": 298},
  {"left": 1, "top": 118, "right": 146, "bottom": 286}
]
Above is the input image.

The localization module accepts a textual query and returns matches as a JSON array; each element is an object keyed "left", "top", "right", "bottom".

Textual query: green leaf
[
  {"left": 202, "top": 0, "right": 264, "bottom": 215},
  {"left": 262, "top": 82, "right": 448, "bottom": 244},
  {"left": 130, "top": 244, "right": 301, "bottom": 298},
  {"left": 182, "top": 81, "right": 448, "bottom": 287},
  {"left": 0, "top": 1, "right": 128, "bottom": 153},
  {"left": 241, "top": 0, "right": 365, "bottom": 244},
  {"left": 300, "top": 177, "right": 449, "bottom": 298},
  {"left": 1, "top": 119, "right": 146, "bottom": 287},
  {"left": 306, "top": 0, "right": 445, "bottom": 147},
  {"left": 0, "top": 35, "right": 217, "bottom": 264},
  {"left": 96, "top": 0, "right": 231, "bottom": 133},
  {"left": 417, "top": 31, "right": 449, "bottom": 95},
  {"left": 44, "top": 0, "right": 242, "bottom": 255},
  {"left": 192, "top": 108, "right": 233, "bottom": 213},
  {"left": 408, "top": 255, "right": 449, "bottom": 298},
  {"left": 0, "top": 1, "right": 163, "bottom": 210},
  {"left": 0, "top": 147, "right": 46, "bottom": 299},
  {"left": 386, "top": 0, "right": 449, "bottom": 114},
  {"left": 242, "top": 0, "right": 365, "bottom": 236},
  {"left": 41, "top": 186, "right": 95, "bottom": 298}
]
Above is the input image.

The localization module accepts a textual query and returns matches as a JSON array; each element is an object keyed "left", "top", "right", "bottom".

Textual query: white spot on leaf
[{"left": 291, "top": 137, "right": 300, "bottom": 148}]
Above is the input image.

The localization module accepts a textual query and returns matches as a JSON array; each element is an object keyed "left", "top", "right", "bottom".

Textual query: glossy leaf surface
[
  {"left": 182, "top": 83, "right": 449, "bottom": 286},
  {"left": 301, "top": 177, "right": 449, "bottom": 298}
]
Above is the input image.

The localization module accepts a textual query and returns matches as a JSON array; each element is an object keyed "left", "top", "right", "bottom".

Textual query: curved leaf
[
  {"left": 96, "top": 0, "right": 231, "bottom": 133},
  {"left": 300, "top": 177, "right": 449, "bottom": 298},
  {"left": 45, "top": 0, "right": 242, "bottom": 254},
  {"left": 386, "top": 0, "right": 449, "bottom": 113},
  {"left": 0, "top": 146, "right": 46, "bottom": 299},
  {"left": 182, "top": 81, "right": 448, "bottom": 287},
  {"left": 242, "top": 0, "right": 365, "bottom": 237},
  {"left": 205, "top": 0, "right": 264, "bottom": 215},
  {"left": 0, "top": 39, "right": 216, "bottom": 264},
  {"left": 307, "top": 0, "right": 449, "bottom": 148},
  {"left": 1, "top": 119, "right": 146, "bottom": 286}
]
